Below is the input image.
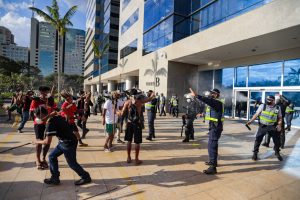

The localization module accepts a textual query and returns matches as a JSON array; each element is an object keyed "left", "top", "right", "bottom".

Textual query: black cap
[
  {"left": 266, "top": 95, "right": 275, "bottom": 101},
  {"left": 38, "top": 86, "right": 50, "bottom": 92},
  {"left": 210, "top": 88, "right": 220, "bottom": 94}
]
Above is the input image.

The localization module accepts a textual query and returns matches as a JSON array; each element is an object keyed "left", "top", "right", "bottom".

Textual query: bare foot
[
  {"left": 135, "top": 159, "right": 142, "bottom": 165},
  {"left": 127, "top": 157, "right": 132, "bottom": 163}
]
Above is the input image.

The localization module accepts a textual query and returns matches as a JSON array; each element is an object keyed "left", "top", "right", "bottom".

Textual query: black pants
[
  {"left": 264, "top": 122, "right": 285, "bottom": 148},
  {"left": 160, "top": 104, "right": 166, "bottom": 116},
  {"left": 147, "top": 111, "right": 155, "bottom": 138},
  {"left": 185, "top": 117, "right": 194, "bottom": 140},
  {"left": 208, "top": 122, "right": 223, "bottom": 165},
  {"left": 172, "top": 106, "right": 178, "bottom": 117},
  {"left": 286, "top": 113, "right": 293, "bottom": 129},
  {"left": 254, "top": 125, "right": 280, "bottom": 153}
]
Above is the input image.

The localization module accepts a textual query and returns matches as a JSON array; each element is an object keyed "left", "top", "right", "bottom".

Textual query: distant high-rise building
[
  {"left": 84, "top": 0, "right": 120, "bottom": 92},
  {"left": 0, "top": 26, "right": 28, "bottom": 63},
  {"left": 64, "top": 29, "right": 85, "bottom": 75},
  {"left": 30, "top": 18, "right": 85, "bottom": 76}
]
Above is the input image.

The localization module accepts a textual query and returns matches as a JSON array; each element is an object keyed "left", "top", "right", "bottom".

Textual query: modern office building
[
  {"left": 84, "top": 0, "right": 120, "bottom": 92},
  {"left": 85, "top": 0, "right": 300, "bottom": 126},
  {"left": 64, "top": 29, "right": 85, "bottom": 75},
  {"left": 30, "top": 18, "right": 85, "bottom": 76},
  {"left": 0, "top": 26, "right": 28, "bottom": 63}
]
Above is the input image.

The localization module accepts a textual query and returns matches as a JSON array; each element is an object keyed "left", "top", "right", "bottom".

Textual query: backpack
[{"left": 128, "top": 102, "right": 139, "bottom": 123}]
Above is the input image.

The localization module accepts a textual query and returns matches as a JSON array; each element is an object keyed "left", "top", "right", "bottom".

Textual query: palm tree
[
  {"left": 144, "top": 52, "right": 167, "bottom": 91},
  {"left": 92, "top": 40, "right": 109, "bottom": 93},
  {"left": 29, "top": 0, "right": 77, "bottom": 99}
]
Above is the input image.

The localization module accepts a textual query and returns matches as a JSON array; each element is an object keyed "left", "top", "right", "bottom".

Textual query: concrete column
[
  {"left": 107, "top": 80, "right": 116, "bottom": 92},
  {"left": 125, "top": 76, "right": 135, "bottom": 90},
  {"left": 90, "top": 84, "right": 95, "bottom": 93},
  {"left": 96, "top": 84, "right": 100, "bottom": 93}
]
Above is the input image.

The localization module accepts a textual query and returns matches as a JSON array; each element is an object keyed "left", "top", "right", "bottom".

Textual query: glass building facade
[
  {"left": 143, "top": 0, "right": 273, "bottom": 55},
  {"left": 198, "top": 58, "right": 300, "bottom": 127},
  {"left": 64, "top": 29, "right": 85, "bottom": 75}
]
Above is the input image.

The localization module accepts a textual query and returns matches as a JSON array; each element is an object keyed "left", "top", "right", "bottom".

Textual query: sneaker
[
  {"left": 252, "top": 153, "right": 258, "bottom": 161},
  {"left": 79, "top": 143, "right": 88, "bottom": 147},
  {"left": 44, "top": 178, "right": 60, "bottom": 185},
  {"left": 74, "top": 177, "right": 92, "bottom": 185},
  {"left": 203, "top": 166, "right": 217, "bottom": 175},
  {"left": 117, "top": 139, "right": 125, "bottom": 144},
  {"left": 104, "top": 148, "right": 112, "bottom": 153}
]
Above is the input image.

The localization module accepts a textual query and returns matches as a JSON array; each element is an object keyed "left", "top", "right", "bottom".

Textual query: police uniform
[
  {"left": 252, "top": 103, "right": 282, "bottom": 161},
  {"left": 45, "top": 115, "right": 91, "bottom": 185},
  {"left": 285, "top": 104, "right": 294, "bottom": 131},
  {"left": 145, "top": 97, "right": 157, "bottom": 140},
  {"left": 171, "top": 96, "right": 179, "bottom": 117},
  {"left": 182, "top": 99, "right": 199, "bottom": 142},
  {"left": 159, "top": 95, "right": 166, "bottom": 116},
  {"left": 196, "top": 89, "right": 224, "bottom": 174}
]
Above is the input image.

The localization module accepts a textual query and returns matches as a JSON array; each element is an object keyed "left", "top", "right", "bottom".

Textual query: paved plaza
[{"left": 0, "top": 114, "right": 300, "bottom": 200}]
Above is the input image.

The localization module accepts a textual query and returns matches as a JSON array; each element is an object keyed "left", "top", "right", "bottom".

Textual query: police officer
[
  {"left": 171, "top": 94, "right": 179, "bottom": 117},
  {"left": 246, "top": 95, "right": 283, "bottom": 161},
  {"left": 159, "top": 93, "right": 166, "bottom": 116},
  {"left": 32, "top": 106, "right": 91, "bottom": 185},
  {"left": 285, "top": 103, "right": 295, "bottom": 132},
  {"left": 189, "top": 88, "right": 224, "bottom": 175},
  {"left": 182, "top": 94, "right": 199, "bottom": 142},
  {"left": 145, "top": 90, "right": 157, "bottom": 141}
]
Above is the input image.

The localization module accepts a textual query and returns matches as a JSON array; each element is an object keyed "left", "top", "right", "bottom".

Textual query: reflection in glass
[
  {"left": 282, "top": 92, "right": 300, "bottom": 127},
  {"left": 284, "top": 59, "right": 300, "bottom": 86},
  {"left": 248, "top": 62, "right": 282, "bottom": 87},
  {"left": 235, "top": 66, "right": 247, "bottom": 87},
  {"left": 250, "top": 91, "right": 262, "bottom": 118},
  {"left": 121, "top": 9, "right": 139, "bottom": 35},
  {"left": 235, "top": 91, "right": 248, "bottom": 118}
]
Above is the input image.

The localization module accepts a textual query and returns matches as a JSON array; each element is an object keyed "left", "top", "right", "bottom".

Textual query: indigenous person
[
  {"left": 189, "top": 88, "right": 224, "bottom": 175},
  {"left": 145, "top": 90, "right": 158, "bottom": 141},
  {"left": 29, "top": 86, "right": 56, "bottom": 170},
  {"left": 119, "top": 89, "right": 155, "bottom": 165},
  {"left": 60, "top": 90, "right": 88, "bottom": 147},
  {"left": 33, "top": 107, "right": 91, "bottom": 186},
  {"left": 77, "top": 91, "right": 93, "bottom": 139},
  {"left": 246, "top": 95, "right": 283, "bottom": 161},
  {"left": 17, "top": 90, "right": 34, "bottom": 133},
  {"left": 159, "top": 93, "right": 166, "bottom": 116},
  {"left": 102, "top": 92, "right": 123, "bottom": 152},
  {"left": 285, "top": 103, "right": 295, "bottom": 132}
]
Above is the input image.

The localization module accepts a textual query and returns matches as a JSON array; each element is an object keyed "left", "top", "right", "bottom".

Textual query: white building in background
[
  {"left": 0, "top": 26, "right": 28, "bottom": 63},
  {"left": 85, "top": 0, "right": 300, "bottom": 126}
]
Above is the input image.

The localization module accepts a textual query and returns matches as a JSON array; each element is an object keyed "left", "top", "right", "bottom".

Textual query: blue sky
[{"left": 0, "top": 0, "right": 86, "bottom": 47}]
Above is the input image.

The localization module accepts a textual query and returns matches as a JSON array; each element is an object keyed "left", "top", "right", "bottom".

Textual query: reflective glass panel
[
  {"left": 248, "top": 62, "right": 282, "bottom": 87},
  {"left": 282, "top": 92, "right": 300, "bottom": 127},
  {"left": 235, "top": 66, "right": 247, "bottom": 87},
  {"left": 284, "top": 59, "right": 300, "bottom": 86}
]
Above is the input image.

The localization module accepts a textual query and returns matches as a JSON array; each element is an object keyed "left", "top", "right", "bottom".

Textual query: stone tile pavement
[{"left": 0, "top": 114, "right": 300, "bottom": 200}]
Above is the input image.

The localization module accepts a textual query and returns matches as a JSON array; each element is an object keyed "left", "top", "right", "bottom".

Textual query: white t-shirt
[{"left": 103, "top": 99, "right": 123, "bottom": 124}]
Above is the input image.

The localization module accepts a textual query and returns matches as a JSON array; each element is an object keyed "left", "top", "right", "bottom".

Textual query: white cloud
[
  {"left": 63, "top": 0, "right": 86, "bottom": 13},
  {"left": 1, "top": 0, "right": 32, "bottom": 11},
  {"left": 0, "top": 11, "right": 30, "bottom": 47}
]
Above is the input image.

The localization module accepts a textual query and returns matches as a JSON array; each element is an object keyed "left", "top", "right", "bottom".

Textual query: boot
[
  {"left": 203, "top": 166, "right": 217, "bottom": 175},
  {"left": 205, "top": 161, "right": 218, "bottom": 167},
  {"left": 275, "top": 152, "right": 283, "bottom": 161},
  {"left": 252, "top": 152, "right": 258, "bottom": 161},
  {"left": 182, "top": 137, "right": 189, "bottom": 142}
]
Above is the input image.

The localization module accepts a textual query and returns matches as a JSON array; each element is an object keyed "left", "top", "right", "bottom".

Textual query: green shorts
[{"left": 106, "top": 124, "right": 116, "bottom": 135}]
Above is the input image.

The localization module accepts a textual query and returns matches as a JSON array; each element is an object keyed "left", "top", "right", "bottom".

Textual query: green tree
[
  {"left": 29, "top": 0, "right": 78, "bottom": 99},
  {"left": 92, "top": 40, "right": 109, "bottom": 93}
]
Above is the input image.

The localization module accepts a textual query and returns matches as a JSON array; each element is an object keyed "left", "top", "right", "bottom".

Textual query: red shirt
[
  {"left": 30, "top": 98, "right": 57, "bottom": 125},
  {"left": 61, "top": 101, "right": 77, "bottom": 124}
]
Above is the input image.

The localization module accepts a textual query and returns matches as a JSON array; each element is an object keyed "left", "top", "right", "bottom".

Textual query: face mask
[
  {"left": 46, "top": 93, "right": 51, "bottom": 98},
  {"left": 187, "top": 99, "right": 191, "bottom": 103},
  {"left": 35, "top": 117, "right": 43, "bottom": 124}
]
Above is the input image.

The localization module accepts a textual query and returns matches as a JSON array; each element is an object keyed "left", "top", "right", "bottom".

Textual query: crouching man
[{"left": 33, "top": 106, "right": 91, "bottom": 186}]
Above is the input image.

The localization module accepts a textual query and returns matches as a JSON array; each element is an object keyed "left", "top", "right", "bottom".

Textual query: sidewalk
[{"left": 0, "top": 114, "right": 299, "bottom": 200}]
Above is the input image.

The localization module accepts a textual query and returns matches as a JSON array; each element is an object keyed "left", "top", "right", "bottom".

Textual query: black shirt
[
  {"left": 45, "top": 116, "right": 77, "bottom": 142},
  {"left": 196, "top": 95, "right": 223, "bottom": 113}
]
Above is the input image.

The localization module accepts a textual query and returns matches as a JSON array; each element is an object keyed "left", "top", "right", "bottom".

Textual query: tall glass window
[
  {"left": 248, "top": 62, "right": 282, "bottom": 87},
  {"left": 120, "top": 39, "right": 137, "bottom": 58},
  {"left": 121, "top": 9, "right": 139, "bottom": 35},
  {"left": 284, "top": 59, "right": 300, "bottom": 86},
  {"left": 122, "top": 0, "right": 131, "bottom": 11},
  {"left": 282, "top": 92, "right": 300, "bottom": 127},
  {"left": 235, "top": 66, "right": 247, "bottom": 87}
]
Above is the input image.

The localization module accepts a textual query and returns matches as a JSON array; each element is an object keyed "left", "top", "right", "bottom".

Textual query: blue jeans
[
  {"left": 18, "top": 110, "right": 29, "bottom": 130},
  {"left": 49, "top": 141, "right": 90, "bottom": 180}
]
